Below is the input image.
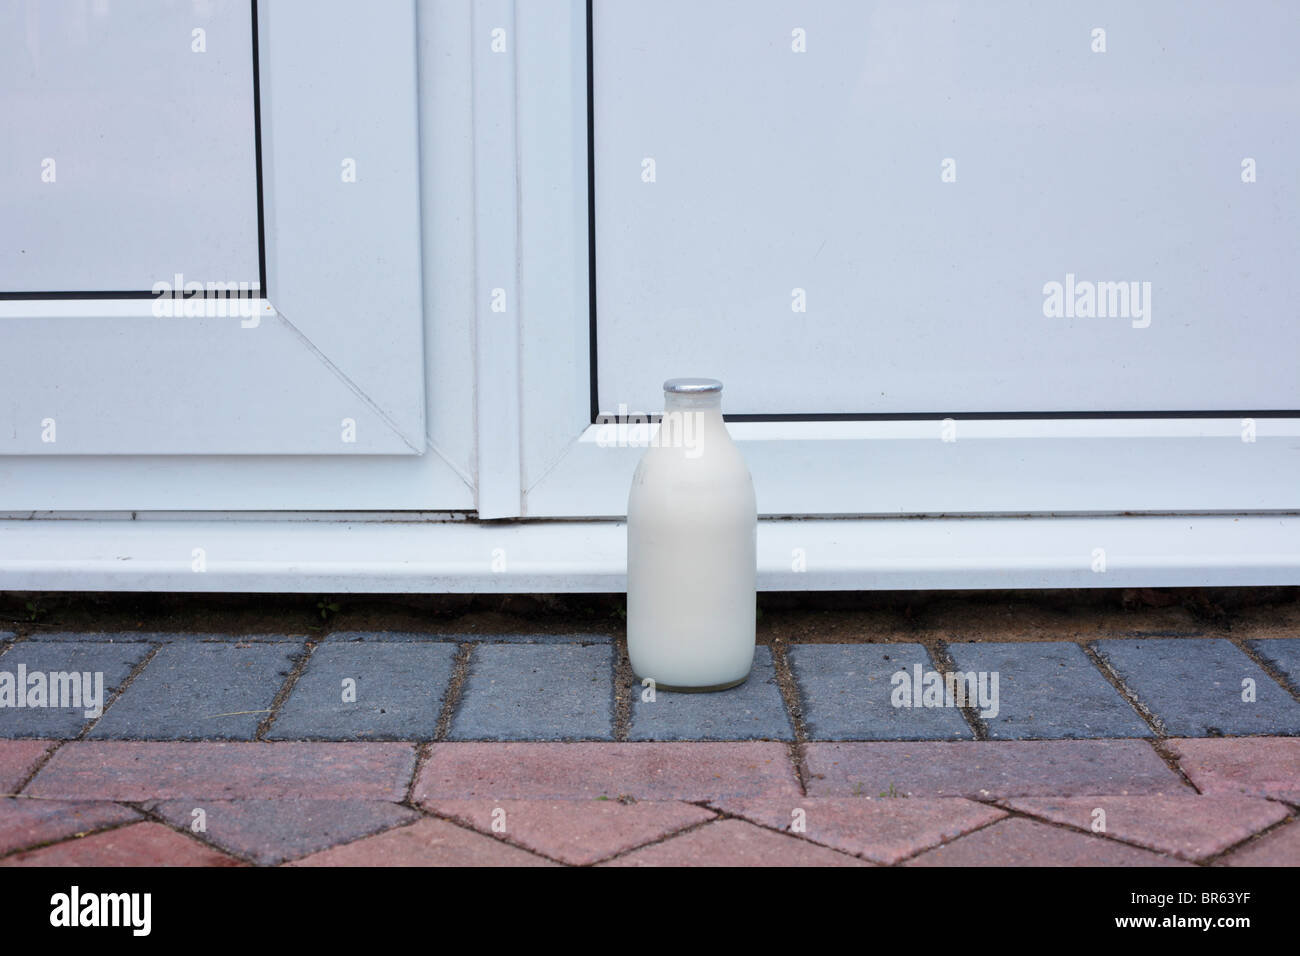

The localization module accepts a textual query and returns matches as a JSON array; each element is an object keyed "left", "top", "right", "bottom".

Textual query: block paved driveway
[{"left": 0, "top": 627, "right": 1297, "bottom": 866}]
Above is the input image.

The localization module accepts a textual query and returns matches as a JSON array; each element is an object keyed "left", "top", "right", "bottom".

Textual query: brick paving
[
  {"left": 448, "top": 644, "right": 616, "bottom": 741},
  {"left": 789, "top": 643, "right": 973, "bottom": 740},
  {"left": 945, "top": 641, "right": 1151, "bottom": 738},
  {"left": 1001, "top": 795, "right": 1289, "bottom": 861},
  {"left": 602, "top": 818, "right": 869, "bottom": 867},
  {"left": 803, "top": 740, "right": 1188, "bottom": 797},
  {"left": 414, "top": 742, "right": 801, "bottom": 801},
  {"left": 267, "top": 643, "right": 457, "bottom": 741},
  {"left": 288, "top": 817, "right": 554, "bottom": 867},
  {"left": 326, "top": 631, "right": 614, "bottom": 644},
  {"left": 26, "top": 742, "right": 417, "bottom": 801},
  {"left": 1248, "top": 637, "right": 1300, "bottom": 693},
  {"left": 711, "top": 796, "right": 1007, "bottom": 864},
  {"left": 904, "top": 817, "right": 1193, "bottom": 867},
  {"left": 421, "top": 799, "right": 714, "bottom": 865},
  {"left": 144, "top": 799, "right": 420, "bottom": 865},
  {"left": 0, "top": 798, "right": 140, "bottom": 856},
  {"left": 1218, "top": 819, "right": 1300, "bottom": 866},
  {"left": 0, "top": 821, "right": 242, "bottom": 867},
  {"left": 1164, "top": 737, "right": 1300, "bottom": 803},
  {"left": 0, "top": 641, "right": 151, "bottom": 738},
  {"left": 1090, "top": 638, "right": 1300, "bottom": 736},
  {"left": 628, "top": 646, "right": 792, "bottom": 741},
  {"left": 0, "top": 629, "right": 1295, "bottom": 865},
  {"left": 88, "top": 642, "right": 306, "bottom": 740},
  {"left": 0, "top": 740, "right": 53, "bottom": 792}
]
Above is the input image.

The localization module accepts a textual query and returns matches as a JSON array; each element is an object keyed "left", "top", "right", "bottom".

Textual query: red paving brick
[
  {"left": 804, "top": 741, "right": 1186, "bottom": 798},
  {"left": 25, "top": 742, "right": 417, "bottom": 801},
  {"left": 1217, "top": 820, "right": 1300, "bottom": 866},
  {"left": 1004, "top": 795, "right": 1289, "bottom": 861},
  {"left": 713, "top": 796, "right": 1006, "bottom": 865},
  {"left": 415, "top": 742, "right": 801, "bottom": 802},
  {"left": 289, "top": 817, "right": 554, "bottom": 866},
  {"left": 905, "top": 817, "right": 1191, "bottom": 867},
  {"left": 603, "top": 818, "right": 869, "bottom": 866},
  {"left": 1167, "top": 738, "right": 1300, "bottom": 804},
  {"left": 423, "top": 799, "right": 714, "bottom": 866},
  {"left": 0, "top": 821, "right": 241, "bottom": 867},
  {"left": 0, "top": 741, "right": 54, "bottom": 793},
  {"left": 0, "top": 798, "right": 140, "bottom": 856},
  {"left": 4, "top": 737, "right": 1289, "bottom": 866}
]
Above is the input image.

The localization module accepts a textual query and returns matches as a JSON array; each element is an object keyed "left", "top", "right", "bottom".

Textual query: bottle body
[{"left": 626, "top": 380, "right": 757, "bottom": 691}]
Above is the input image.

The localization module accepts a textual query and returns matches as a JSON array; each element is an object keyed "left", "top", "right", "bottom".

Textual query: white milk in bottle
[{"left": 626, "top": 378, "right": 757, "bottom": 691}]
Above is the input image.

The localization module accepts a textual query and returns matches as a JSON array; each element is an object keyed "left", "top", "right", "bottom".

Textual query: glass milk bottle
[{"left": 626, "top": 378, "right": 757, "bottom": 691}]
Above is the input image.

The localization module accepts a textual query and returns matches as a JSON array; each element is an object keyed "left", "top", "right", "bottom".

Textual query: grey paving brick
[
  {"left": 789, "top": 643, "right": 973, "bottom": 741},
  {"left": 90, "top": 642, "right": 305, "bottom": 740},
  {"left": 628, "top": 646, "right": 793, "bottom": 741},
  {"left": 267, "top": 643, "right": 458, "bottom": 740},
  {"left": 0, "top": 642, "right": 152, "bottom": 738},
  {"left": 326, "top": 630, "right": 612, "bottom": 643},
  {"left": 0, "top": 631, "right": 15, "bottom": 643},
  {"left": 1247, "top": 638, "right": 1300, "bottom": 694},
  {"left": 1092, "top": 638, "right": 1300, "bottom": 737},
  {"left": 34, "top": 631, "right": 306, "bottom": 642},
  {"left": 448, "top": 644, "right": 614, "bottom": 741},
  {"left": 946, "top": 641, "right": 1151, "bottom": 739},
  {"left": 145, "top": 799, "right": 418, "bottom": 865}
]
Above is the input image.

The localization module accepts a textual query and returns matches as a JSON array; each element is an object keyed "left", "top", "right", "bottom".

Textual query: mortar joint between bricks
[
  {"left": 253, "top": 638, "right": 319, "bottom": 741},
  {"left": 1080, "top": 640, "right": 1169, "bottom": 737},
  {"left": 888, "top": 807, "right": 1012, "bottom": 866},
  {"left": 0, "top": 811, "right": 143, "bottom": 865},
  {"left": 402, "top": 741, "right": 433, "bottom": 809},
  {"left": 9, "top": 740, "right": 69, "bottom": 796},
  {"left": 132, "top": 802, "right": 259, "bottom": 866},
  {"left": 980, "top": 804, "right": 1203, "bottom": 866},
  {"left": 611, "top": 636, "right": 634, "bottom": 742},
  {"left": 926, "top": 639, "right": 989, "bottom": 741},
  {"left": 1197, "top": 806, "right": 1299, "bottom": 866},
  {"left": 587, "top": 812, "right": 723, "bottom": 866},
  {"left": 1148, "top": 738, "right": 1202, "bottom": 794},
  {"left": 768, "top": 639, "right": 810, "bottom": 793},
  {"left": 76, "top": 642, "right": 166, "bottom": 741},
  {"left": 1227, "top": 635, "right": 1300, "bottom": 703},
  {"left": 1078, "top": 642, "right": 1204, "bottom": 787},
  {"left": 432, "top": 643, "right": 474, "bottom": 742}
]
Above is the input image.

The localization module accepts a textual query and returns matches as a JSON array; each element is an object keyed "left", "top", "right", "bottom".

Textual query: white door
[
  {"left": 0, "top": 0, "right": 474, "bottom": 511},
  {"left": 0, "top": 0, "right": 1295, "bottom": 590},
  {"left": 516, "top": 0, "right": 1300, "bottom": 518}
]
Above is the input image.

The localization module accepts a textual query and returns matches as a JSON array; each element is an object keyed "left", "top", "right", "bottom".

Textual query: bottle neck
[
  {"left": 664, "top": 391, "right": 723, "bottom": 416},
  {"left": 659, "top": 391, "right": 726, "bottom": 455}
]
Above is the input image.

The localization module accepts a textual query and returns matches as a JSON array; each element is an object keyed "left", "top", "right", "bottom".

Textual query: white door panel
[
  {"left": 258, "top": 0, "right": 427, "bottom": 453},
  {"left": 593, "top": 0, "right": 1300, "bottom": 417},
  {"left": 0, "top": 0, "right": 428, "bottom": 460},
  {"left": 516, "top": 0, "right": 1300, "bottom": 519},
  {"left": 0, "top": 0, "right": 260, "bottom": 292}
]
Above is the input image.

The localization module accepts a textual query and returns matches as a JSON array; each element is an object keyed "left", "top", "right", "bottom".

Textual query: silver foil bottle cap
[{"left": 663, "top": 377, "right": 723, "bottom": 394}]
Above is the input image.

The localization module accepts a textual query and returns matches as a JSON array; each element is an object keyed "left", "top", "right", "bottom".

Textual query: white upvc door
[
  {"left": 1, "top": 0, "right": 1296, "bottom": 593},
  {"left": 515, "top": 0, "right": 1300, "bottom": 520},
  {"left": 0, "top": 0, "right": 474, "bottom": 511}
]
